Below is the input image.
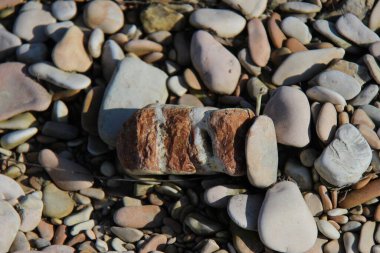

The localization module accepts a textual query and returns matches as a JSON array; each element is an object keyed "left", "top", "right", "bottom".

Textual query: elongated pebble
[{"left": 0, "top": 127, "right": 37, "bottom": 149}]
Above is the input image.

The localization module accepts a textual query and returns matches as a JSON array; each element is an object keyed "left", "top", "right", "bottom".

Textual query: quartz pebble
[{"left": 314, "top": 124, "right": 372, "bottom": 187}]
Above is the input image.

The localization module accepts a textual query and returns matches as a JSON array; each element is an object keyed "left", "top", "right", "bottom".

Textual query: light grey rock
[
  {"left": 264, "top": 86, "right": 311, "bottom": 147},
  {"left": 317, "top": 220, "right": 340, "bottom": 239},
  {"left": 9, "top": 231, "right": 30, "bottom": 252},
  {"left": 18, "top": 191, "right": 43, "bottom": 232},
  {"left": 98, "top": 57, "right": 168, "bottom": 147},
  {"left": 167, "top": 75, "right": 188, "bottom": 97},
  {"left": 204, "top": 185, "right": 246, "bottom": 208},
  {"left": 64, "top": 205, "right": 93, "bottom": 226},
  {"left": 310, "top": 70, "right": 361, "bottom": 100},
  {"left": 0, "top": 28, "right": 21, "bottom": 60},
  {"left": 51, "top": 0, "right": 77, "bottom": 21},
  {"left": 0, "top": 127, "right": 38, "bottom": 150},
  {"left": 0, "top": 200, "right": 21, "bottom": 253},
  {"left": 343, "top": 232, "right": 359, "bottom": 253},
  {"left": 227, "top": 194, "right": 264, "bottom": 231},
  {"left": 304, "top": 192, "right": 323, "bottom": 217},
  {"left": 258, "top": 181, "right": 317, "bottom": 253},
  {"left": 16, "top": 43, "right": 48, "bottom": 64},
  {"left": 29, "top": 62, "right": 91, "bottom": 90},
  {"left": 350, "top": 84, "right": 379, "bottom": 106},
  {"left": 314, "top": 124, "right": 372, "bottom": 187},
  {"left": 336, "top": 13, "right": 380, "bottom": 46},
  {"left": 238, "top": 48, "right": 261, "bottom": 76},
  {"left": 52, "top": 100, "right": 68, "bottom": 123},
  {"left": 246, "top": 115, "right": 278, "bottom": 188},
  {"left": 189, "top": 8, "right": 246, "bottom": 38},
  {"left": 45, "top": 21, "right": 74, "bottom": 42},
  {"left": 0, "top": 174, "right": 25, "bottom": 204},
  {"left": 306, "top": 86, "right": 347, "bottom": 105},
  {"left": 191, "top": 30, "right": 241, "bottom": 95},
  {"left": 284, "top": 158, "right": 313, "bottom": 191},
  {"left": 13, "top": 9, "right": 56, "bottom": 42},
  {"left": 101, "top": 39, "right": 124, "bottom": 81},
  {"left": 272, "top": 48, "right": 345, "bottom": 86},
  {"left": 88, "top": 28, "right": 104, "bottom": 58},
  {"left": 281, "top": 16, "right": 312, "bottom": 44}
]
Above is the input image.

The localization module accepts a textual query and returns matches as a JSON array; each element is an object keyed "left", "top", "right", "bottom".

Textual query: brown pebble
[
  {"left": 331, "top": 190, "right": 338, "bottom": 209},
  {"left": 183, "top": 68, "right": 202, "bottom": 91},
  {"left": 37, "top": 220, "right": 54, "bottom": 241},
  {"left": 124, "top": 39, "right": 163, "bottom": 56},
  {"left": 340, "top": 179, "right": 380, "bottom": 208},
  {"left": 329, "top": 215, "right": 348, "bottom": 224},
  {"left": 177, "top": 94, "right": 203, "bottom": 107},
  {"left": 267, "top": 12, "right": 286, "bottom": 49},
  {"left": 350, "top": 214, "right": 367, "bottom": 223},
  {"left": 113, "top": 205, "right": 166, "bottom": 228},
  {"left": 374, "top": 204, "right": 380, "bottom": 221},
  {"left": 319, "top": 184, "right": 333, "bottom": 212},
  {"left": 67, "top": 233, "right": 86, "bottom": 247},
  {"left": 352, "top": 174, "right": 374, "bottom": 190},
  {"left": 53, "top": 224, "right": 68, "bottom": 245},
  {"left": 270, "top": 47, "right": 291, "bottom": 66},
  {"left": 284, "top": 38, "right": 308, "bottom": 52},
  {"left": 142, "top": 52, "right": 164, "bottom": 63},
  {"left": 139, "top": 234, "right": 167, "bottom": 253}
]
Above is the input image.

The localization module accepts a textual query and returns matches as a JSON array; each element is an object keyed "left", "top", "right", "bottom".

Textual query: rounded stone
[
  {"left": 222, "top": 0, "right": 267, "bottom": 19},
  {"left": 0, "top": 174, "right": 24, "bottom": 204},
  {"left": 0, "top": 200, "right": 21, "bottom": 253},
  {"left": 248, "top": 18, "right": 271, "bottom": 67},
  {"left": 83, "top": 0, "right": 124, "bottom": 34},
  {"left": 42, "top": 182, "right": 74, "bottom": 219},
  {"left": 258, "top": 181, "right": 317, "bottom": 253},
  {"left": 113, "top": 205, "right": 166, "bottom": 228},
  {"left": 0, "top": 127, "right": 38, "bottom": 150},
  {"left": 204, "top": 185, "right": 245, "bottom": 208},
  {"left": 284, "top": 159, "right": 313, "bottom": 191},
  {"left": 246, "top": 115, "right": 278, "bottom": 188},
  {"left": 264, "top": 86, "right": 311, "bottom": 147},
  {"left": 189, "top": 8, "right": 246, "bottom": 38},
  {"left": 317, "top": 220, "right": 340, "bottom": 239},
  {"left": 306, "top": 86, "right": 347, "bottom": 106},
  {"left": 111, "top": 227, "right": 143, "bottom": 243},
  {"left": 18, "top": 191, "right": 43, "bottom": 232},
  {"left": 316, "top": 102, "right": 337, "bottom": 143},
  {"left": 227, "top": 194, "right": 264, "bottom": 231},
  {"left": 88, "top": 28, "right": 104, "bottom": 58},
  {"left": 51, "top": 0, "right": 77, "bottom": 21},
  {"left": 190, "top": 30, "right": 241, "bottom": 95},
  {"left": 314, "top": 124, "right": 372, "bottom": 187},
  {"left": 304, "top": 192, "right": 323, "bottom": 216},
  {"left": 281, "top": 16, "right": 312, "bottom": 44}
]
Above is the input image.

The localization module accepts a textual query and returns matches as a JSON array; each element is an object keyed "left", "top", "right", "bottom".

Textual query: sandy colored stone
[
  {"left": 222, "top": 0, "right": 267, "bottom": 19},
  {"left": 83, "top": 0, "right": 124, "bottom": 34},
  {"left": 370, "top": 0, "right": 380, "bottom": 31},
  {"left": 258, "top": 181, "right": 317, "bottom": 253},
  {"left": 124, "top": 39, "right": 163, "bottom": 56},
  {"left": 358, "top": 124, "right": 380, "bottom": 149},
  {"left": 284, "top": 38, "right": 308, "bottom": 52},
  {"left": 189, "top": 8, "right": 246, "bottom": 38},
  {"left": 272, "top": 47, "right": 345, "bottom": 86},
  {"left": 264, "top": 86, "right": 311, "bottom": 147},
  {"left": 0, "top": 62, "right": 51, "bottom": 121},
  {"left": 191, "top": 30, "right": 241, "bottom": 94},
  {"left": 113, "top": 205, "right": 166, "bottom": 228},
  {"left": 231, "top": 222, "right": 264, "bottom": 253},
  {"left": 139, "top": 234, "right": 167, "bottom": 253},
  {"left": 140, "top": 4, "right": 184, "bottom": 33},
  {"left": 52, "top": 26, "right": 92, "bottom": 72},
  {"left": 39, "top": 149, "right": 94, "bottom": 191},
  {"left": 307, "top": 86, "right": 347, "bottom": 106},
  {"left": 248, "top": 18, "right": 270, "bottom": 67},
  {"left": 281, "top": 16, "right": 312, "bottom": 44},
  {"left": 304, "top": 192, "right": 324, "bottom": 216},
  {"left": 0, "top": 200, "right": 21, "bottom": 253},
  {"left": 316, "top": 102, "right": 337, "bottom": 143}
]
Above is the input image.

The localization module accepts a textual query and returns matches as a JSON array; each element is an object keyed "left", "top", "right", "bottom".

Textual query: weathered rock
[
  {"left": 264, "top": 86, "right": 311, "bottom": 147},
  {"left": 314, "top": 124, "right": 372, "bottom": 187},
  {"left": 140, "top": 4, "right": 184, "bottom": 33},
  {"left": 307, "top": 86, "right": 347, "bottom": 105},
  {"left": 111, "top": 227, "right": 143, "bottom": 243},
  {"left": 350, "top": 84, "right": 379, "bottom": 106},
  {"left": 258, "top": 181, "right": 317, "bottom": 253},
  {"left": 191, "top": 30, "right": 241, "bottom": 95},
  {"left": 272, "top": 48, "right": 345, "bottom": 85},
  {"left": 246, "top": 115, "right": 278, "bottom": 188}
]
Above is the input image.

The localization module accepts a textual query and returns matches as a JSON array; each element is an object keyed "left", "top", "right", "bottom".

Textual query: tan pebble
[
  {"left": 350, "top": 214, "right": 367, "bottom": 223},
  {"left": 308, "top": 42, "right": 335, "bottom": 49},
  {"left": 267, "top": 12, "right": 286, "bottom": 49},
  {"left": 109, "top": 33, "right": 129, "bottom": 47},
  {"left": 37, "top": 220, "right": 54, "bottom": 241},
  {"left": 316, "top": 102, "right": 337, "bottom": 143},
  {"left": 331, "top": 190, "right": 338, "bottom": 209},
  {"left": 66, "top": 233, "right": 86, "bottom": 247},
  {"left": 52, "top": 26, "right": 92, "bottom": 73},
  {"left": 124, "top": 39, "right": 163, "bottom": 56},
  {"left": 329, "top": 215, "right": 348, "bottom": 224},
  {"left": 270, "top": 47, "right": 291, "bottom": 66},
  {"left": 113, "top": 205, "right": 166, "bottom": 228},
  {"left": 339, "top": 112, "right": 349, "bottom": 125},
  {"left": 358, "top": 221, "right": 375, "bottom": 253},
  {"left": 139, "top": 234, "right": 167, "bottom": 253},
  {"left": 335, "top": 104, "right": 345, "bottom": 113},
  {"left": 177, "top": 94, "right": 203, "bottom": 107},
  {"left": 357, "top": 124, "right": 380, "bottom": 149},
  {"left": 374, "top": 204, "right": 380, "bottom": 221},
  {"left": 284, "top": 38, "right": 308, "bottom": 52},
  {"left": 351, "top": 109, "right": 375, "bottom": 129},
  {"left": 339, "top": 179, "right": 380, "bottom": 208},
  {"left": 352, "top": 174, "right": 375, "bottom": 190},
  {"left": 319, "top": 184, "right": 333, "bottom": 211},
  {"left": 323, "top": 239, "right": 341, "bottom": 253},
  {"left": 370, "top": 1, "right": 380, "bottom": 31},
  {"left": 142, "top": 52, "right": 164, "bottom": 63},
  {"left": 328, "top": 220, "right": 341, "bottom": 231},
  {"left": 248, "top": 18, "right": 271, "bottom": 67},
  {"left": 183, "top": 68, "right": 202, "bottom": 90}
]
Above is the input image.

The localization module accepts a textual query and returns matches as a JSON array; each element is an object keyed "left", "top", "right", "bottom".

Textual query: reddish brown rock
[
  {"left": 248, "top": 18, "right": 271, "bottom": 67},
  {"left": 339, "top": 179, "right": 380, "bottom": 208},
  {"left": 284, "top": 38, "right": 308, "bottom": 52},
  {"left": 117, "top": 105, "right": 254, "bottom": 176},
  {"left": 267, "top": 12, "right": 286, "bottom": 49},
  {"left": 139, "top": 234, "right": 167, "bottom": 253},
  {"left": 113, "top": 205, "right": 166, "bottom": 228}
]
